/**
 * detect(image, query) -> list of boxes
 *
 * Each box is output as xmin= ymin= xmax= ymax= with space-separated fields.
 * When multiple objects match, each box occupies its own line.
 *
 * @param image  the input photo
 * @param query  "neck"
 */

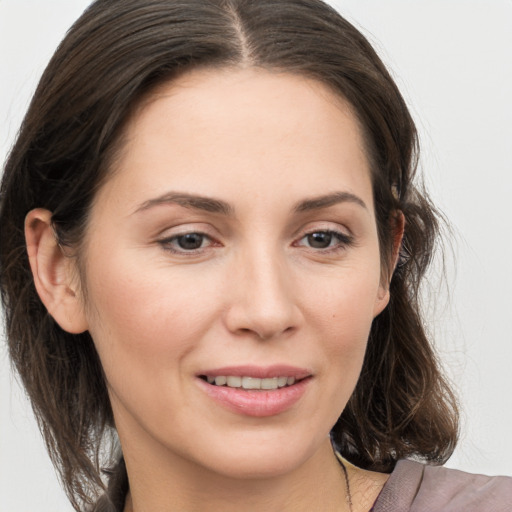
xmin=122 ymin=438 xmax=352 ymax=512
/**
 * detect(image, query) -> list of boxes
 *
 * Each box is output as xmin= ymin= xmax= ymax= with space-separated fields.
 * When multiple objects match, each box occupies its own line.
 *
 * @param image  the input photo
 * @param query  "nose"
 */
xmin=224 ymin=247 xmax=302 ymax=340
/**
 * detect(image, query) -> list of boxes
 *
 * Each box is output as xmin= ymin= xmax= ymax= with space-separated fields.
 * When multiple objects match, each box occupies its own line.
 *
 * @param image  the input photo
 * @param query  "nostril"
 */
xmin=223 ymin=282 xmax=302 ymax=340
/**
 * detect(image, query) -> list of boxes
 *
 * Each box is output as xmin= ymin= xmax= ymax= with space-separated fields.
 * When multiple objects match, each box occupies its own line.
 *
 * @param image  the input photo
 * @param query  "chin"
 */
xmin=183 ymin=426 xmax=328 ymax=481
xmin=204 ymin=451 xmax=306 ymax=480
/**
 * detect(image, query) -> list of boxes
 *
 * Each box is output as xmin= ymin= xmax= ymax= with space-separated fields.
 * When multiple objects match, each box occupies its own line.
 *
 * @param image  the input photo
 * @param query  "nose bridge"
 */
xmin=226 ymin=238 xmax=300 ymax=339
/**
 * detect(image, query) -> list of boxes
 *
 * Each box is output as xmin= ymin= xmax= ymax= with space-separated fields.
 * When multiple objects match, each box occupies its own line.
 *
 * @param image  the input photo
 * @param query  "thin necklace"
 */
xmin=336 ymin=453 xmax=354 ymax=512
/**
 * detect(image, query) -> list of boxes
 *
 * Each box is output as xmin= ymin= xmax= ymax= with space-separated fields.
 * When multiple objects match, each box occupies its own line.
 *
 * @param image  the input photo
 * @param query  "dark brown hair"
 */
xmin=0 ymin=0 xmax=458 ymax=509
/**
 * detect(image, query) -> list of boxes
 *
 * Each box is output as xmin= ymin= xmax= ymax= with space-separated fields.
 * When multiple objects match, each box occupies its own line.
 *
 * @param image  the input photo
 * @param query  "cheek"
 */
xmin=306 ymin=260 xmax=382 ymax=332
xmin=82 ymin=247 xmax=224 ymax=377
xmin=294 ymin=270 xmax=378 ymax=433
xmin=300 ymin=259 xmax=381 ymax=377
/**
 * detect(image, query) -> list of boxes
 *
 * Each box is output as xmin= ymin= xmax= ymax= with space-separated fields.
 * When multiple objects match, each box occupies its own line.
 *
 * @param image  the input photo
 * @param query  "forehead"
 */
xmin=96 ymin=67 xmax=373 ymax=215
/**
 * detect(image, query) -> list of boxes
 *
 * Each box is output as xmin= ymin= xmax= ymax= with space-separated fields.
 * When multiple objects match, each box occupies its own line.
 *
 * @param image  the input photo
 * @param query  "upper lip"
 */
xmin=198 ymin=365 xmax=312 ymax=380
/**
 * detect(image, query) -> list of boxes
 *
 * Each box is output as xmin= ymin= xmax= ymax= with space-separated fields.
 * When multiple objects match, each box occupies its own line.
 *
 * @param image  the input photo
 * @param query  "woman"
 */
xmin=0 ymin=0 xmax=510 ymax=511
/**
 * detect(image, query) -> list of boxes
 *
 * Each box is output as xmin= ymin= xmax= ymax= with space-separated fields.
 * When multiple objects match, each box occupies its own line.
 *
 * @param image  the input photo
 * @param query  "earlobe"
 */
xmin=373 ymin=286 xmax=390 ymax=317
xmin=25 ymin=209 xmax=88 ymax=334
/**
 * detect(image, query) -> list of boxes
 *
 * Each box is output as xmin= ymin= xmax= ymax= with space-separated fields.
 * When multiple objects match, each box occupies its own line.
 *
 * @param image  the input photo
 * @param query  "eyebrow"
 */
xmin=133 ymin=190 xmax=367 ymax=216
xmin=294 ymin=191 xmax=367 ymax=212
xmin=134 ymin=192 xmax=234 ymax=216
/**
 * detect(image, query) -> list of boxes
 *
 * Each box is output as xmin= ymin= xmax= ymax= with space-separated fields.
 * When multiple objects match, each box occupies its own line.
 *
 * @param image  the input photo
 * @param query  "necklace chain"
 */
xmin=336 ymin=453 xmax=354 ymax=512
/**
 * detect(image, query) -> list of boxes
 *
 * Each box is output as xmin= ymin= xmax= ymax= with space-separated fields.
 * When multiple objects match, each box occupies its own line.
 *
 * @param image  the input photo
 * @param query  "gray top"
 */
xmin=372 ymin=459 xmax=512 ymax=512
xmin=92 ymin=457 xmax=512 ymax=511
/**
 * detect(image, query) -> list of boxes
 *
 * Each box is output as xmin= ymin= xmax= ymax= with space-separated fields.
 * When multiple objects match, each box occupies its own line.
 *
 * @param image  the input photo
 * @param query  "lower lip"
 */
xmin=197 ymin=377 xmax=311 ymax=417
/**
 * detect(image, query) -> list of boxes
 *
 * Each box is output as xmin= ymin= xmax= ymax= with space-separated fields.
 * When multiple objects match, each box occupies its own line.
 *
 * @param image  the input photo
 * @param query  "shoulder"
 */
xmin=372 ymin=459 xmax=512 ymax=512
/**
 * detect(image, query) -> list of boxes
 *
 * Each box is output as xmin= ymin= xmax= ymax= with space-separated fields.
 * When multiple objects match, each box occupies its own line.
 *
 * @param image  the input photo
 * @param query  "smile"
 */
xmin=197 ymin=365 xmax=312 ymax=416
xmin=203 ymin=375 xmax=297 ymax=389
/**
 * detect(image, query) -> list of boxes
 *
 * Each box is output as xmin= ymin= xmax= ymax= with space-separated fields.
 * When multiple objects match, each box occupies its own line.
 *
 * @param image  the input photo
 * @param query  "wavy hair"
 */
xmin=0 ymin=0 xmax=458 ymax=509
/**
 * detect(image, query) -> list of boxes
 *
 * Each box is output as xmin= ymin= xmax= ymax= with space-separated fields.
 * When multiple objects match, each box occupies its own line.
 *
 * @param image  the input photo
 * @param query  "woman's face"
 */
xmin=80 ymin=68 xmax=389 ymax=479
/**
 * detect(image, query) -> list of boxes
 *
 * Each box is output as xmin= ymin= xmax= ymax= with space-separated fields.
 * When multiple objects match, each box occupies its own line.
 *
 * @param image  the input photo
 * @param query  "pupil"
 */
xmin=177 ymin=233 xmax=203 ymax=250
xmin=308 ymin=232 xmax=332 ymax=248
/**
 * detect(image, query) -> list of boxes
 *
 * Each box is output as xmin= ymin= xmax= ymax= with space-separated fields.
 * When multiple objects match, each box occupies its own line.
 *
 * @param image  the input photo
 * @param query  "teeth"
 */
xmin=261 ymin=377 xmax=278 ymax=390
xmin=278 ymin=376 xmax=287 ymax=387
xmin=227 ymin=376 xmax=242 ymax=388
xmin=205 ymin=375 xmax=299 ymax=389
xmin=242 ymin=376 xmax=261 ymax=389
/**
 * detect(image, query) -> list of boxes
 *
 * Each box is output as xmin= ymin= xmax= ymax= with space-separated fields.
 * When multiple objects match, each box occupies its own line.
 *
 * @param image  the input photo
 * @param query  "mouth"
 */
xmin=199 ymin=375 xmax=300 ymax=390
xmin=197 ymin=365 xmax=312 ymax=417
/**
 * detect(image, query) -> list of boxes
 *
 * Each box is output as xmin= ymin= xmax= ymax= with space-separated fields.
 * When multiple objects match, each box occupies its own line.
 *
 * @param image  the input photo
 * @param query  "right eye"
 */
xmin=158 ymin=232 xmax=213 ymax=253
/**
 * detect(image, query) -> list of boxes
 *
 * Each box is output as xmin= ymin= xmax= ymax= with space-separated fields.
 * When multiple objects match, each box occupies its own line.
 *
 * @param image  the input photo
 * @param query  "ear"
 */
xmin=373 ymin=210 xmax=405 ymax=317
xmin=390 ymin=210 xmax=405 ymax=273
xmin=25 ymin=209 xmax=88 ymax=334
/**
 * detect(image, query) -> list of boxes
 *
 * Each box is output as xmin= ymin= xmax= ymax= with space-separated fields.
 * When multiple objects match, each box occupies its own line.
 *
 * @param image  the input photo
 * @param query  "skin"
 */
xmin=26 ymin=68 xmax=398 ymax=511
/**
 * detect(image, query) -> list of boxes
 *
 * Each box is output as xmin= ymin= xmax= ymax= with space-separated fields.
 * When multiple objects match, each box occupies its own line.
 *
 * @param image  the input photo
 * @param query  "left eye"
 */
xmin=160 ymin=232 xmax=211 ymax=252
xmin=297 ymin=230 xmax=351 ymax=250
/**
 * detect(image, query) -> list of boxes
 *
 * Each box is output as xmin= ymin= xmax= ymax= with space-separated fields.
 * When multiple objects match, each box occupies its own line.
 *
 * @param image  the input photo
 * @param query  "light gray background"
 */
xmin=1 ymin=1 xmax=511 ymax=510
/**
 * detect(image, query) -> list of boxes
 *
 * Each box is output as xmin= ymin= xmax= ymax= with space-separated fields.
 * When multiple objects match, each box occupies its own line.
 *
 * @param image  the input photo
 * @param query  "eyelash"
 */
xmin=158 ymin=232 xmax=215 ymax=254
xmin=158 ymin=229 xmax=353 ymax=255
xmin=294 ymin=229 xmax=354 ymax=253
